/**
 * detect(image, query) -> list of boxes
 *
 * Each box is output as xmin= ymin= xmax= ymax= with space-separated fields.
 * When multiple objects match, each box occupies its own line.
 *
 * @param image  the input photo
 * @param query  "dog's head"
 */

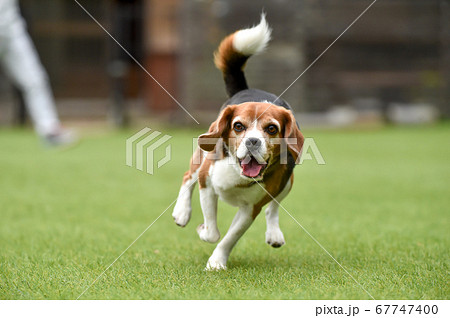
xmin=198 ymin=102 xmax=304 ymax=180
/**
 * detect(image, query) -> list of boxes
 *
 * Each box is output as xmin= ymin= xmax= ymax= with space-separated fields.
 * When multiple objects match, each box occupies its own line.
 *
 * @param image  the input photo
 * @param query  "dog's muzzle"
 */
xmin=239 ymin=137 xmax=267 ymax=178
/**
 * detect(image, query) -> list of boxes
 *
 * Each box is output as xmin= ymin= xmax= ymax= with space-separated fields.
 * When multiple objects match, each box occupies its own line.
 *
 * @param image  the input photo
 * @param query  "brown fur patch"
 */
xmin=214 ymin=33 xmax=237 ymax=71
xmin=198 ymin=158 xmax=212 ymax=189
xmin=251 ymin=157 xmax=293 ymax=219
xmin=198 ymin=148 xmax=227 ymax=189
xmin=182 ymin=148 xmax=202 ymax=185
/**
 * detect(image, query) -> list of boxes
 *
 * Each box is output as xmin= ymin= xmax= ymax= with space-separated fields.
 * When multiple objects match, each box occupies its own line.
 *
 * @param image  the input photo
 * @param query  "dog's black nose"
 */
xmin=245 ymin=138 xmax=262 ymax=149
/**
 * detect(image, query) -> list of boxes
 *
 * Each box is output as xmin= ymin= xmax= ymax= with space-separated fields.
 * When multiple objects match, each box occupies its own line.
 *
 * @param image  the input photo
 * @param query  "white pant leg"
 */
xmin=0 ymin=8 xmax=60 ymax=136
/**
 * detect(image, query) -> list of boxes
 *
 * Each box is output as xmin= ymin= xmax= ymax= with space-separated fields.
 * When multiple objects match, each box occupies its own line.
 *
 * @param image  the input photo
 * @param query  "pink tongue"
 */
xmin=241 ymin=157 xmax=264 ymax=178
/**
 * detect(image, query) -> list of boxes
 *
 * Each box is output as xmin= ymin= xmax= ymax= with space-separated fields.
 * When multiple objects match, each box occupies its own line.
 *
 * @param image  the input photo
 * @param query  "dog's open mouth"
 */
xmin=239 ymin=155 xmax=267 ymax=178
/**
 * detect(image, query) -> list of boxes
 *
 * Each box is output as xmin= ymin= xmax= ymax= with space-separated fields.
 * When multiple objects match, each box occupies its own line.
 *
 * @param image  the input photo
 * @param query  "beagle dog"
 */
xmin=172 ymin=14 xmax=304 ymax=270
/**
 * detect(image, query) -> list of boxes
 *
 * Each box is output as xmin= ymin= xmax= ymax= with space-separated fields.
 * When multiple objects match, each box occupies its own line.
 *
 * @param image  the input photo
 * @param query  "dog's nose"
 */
xmin=245 ymin=138 xmax=262 ymax=150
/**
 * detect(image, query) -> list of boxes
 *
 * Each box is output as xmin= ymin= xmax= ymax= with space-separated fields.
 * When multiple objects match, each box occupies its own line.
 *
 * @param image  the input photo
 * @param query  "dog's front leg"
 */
xmin=265 ymin=200 xmax=285 ymax=248
xmin=197 ymin=186 xmax=220 ymax=243
xmin=205 ymin=205 xmax=254 ymax=270
xmin=265 ymin=178 xmax=291 ymax=247
xmin=172 ymin=171 xmax=198 ymax=227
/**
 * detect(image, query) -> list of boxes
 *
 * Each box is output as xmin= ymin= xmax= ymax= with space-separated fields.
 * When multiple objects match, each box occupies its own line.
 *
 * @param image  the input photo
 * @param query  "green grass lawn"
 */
xmin=0 ymin=123 xmax=448 ymax=299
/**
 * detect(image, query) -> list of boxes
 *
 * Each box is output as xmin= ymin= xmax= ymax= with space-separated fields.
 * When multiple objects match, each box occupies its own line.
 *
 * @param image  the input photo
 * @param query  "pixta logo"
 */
xmin=126 ymin=128 xmax=172 ymax=175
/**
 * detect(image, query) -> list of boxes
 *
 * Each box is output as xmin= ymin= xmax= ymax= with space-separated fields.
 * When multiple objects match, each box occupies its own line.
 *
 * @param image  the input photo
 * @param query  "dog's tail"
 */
xmin=214 ymin=13 xmax=272 ymax=97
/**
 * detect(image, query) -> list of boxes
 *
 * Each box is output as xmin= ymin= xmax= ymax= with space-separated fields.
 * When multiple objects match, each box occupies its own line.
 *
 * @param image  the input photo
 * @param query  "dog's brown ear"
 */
xmin=198 ymin=106 xmax=235 ymax=152
xmin=282 ymin=110 xmax=304 ymax=163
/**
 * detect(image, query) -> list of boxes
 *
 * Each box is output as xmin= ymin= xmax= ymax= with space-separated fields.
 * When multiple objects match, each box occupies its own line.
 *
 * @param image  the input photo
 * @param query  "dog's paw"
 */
xmin=197 ymin=224 xmax=220 ymax=243
xmin=205 ymin=257 xmax=227 ymax=271
xmin=172 ymin=204 xmax=191 ymax=227
xmin=172 ymin=212 xmax=190 ymax=227
xmin=265 ymin=229 xmax=285 ymax=248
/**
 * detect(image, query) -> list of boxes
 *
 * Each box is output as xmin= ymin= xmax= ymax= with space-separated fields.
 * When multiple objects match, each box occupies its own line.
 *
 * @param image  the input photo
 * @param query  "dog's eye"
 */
xmin=233 ymin=122 xmax=246 ymax=132
xmin=266 ymin=124 xmax=278 ymax=135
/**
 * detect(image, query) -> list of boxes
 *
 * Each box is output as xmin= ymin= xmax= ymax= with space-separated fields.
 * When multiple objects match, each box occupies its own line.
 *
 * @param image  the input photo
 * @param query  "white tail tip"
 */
xmin=233 ymin=13 xmax=272 ymax=56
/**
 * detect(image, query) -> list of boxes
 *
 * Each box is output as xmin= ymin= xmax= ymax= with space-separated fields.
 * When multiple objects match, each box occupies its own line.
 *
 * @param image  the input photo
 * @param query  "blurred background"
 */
xmin=0 ymin=0 xmax=448 ymax=129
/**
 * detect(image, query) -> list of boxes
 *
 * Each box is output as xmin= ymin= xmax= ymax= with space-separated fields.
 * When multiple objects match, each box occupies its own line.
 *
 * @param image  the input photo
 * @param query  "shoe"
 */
xmin=43 ymin=128 xmax=78 ymax=148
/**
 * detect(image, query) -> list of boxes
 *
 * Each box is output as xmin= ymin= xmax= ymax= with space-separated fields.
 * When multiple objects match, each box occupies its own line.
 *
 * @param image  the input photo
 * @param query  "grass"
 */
xmin=0 ymin=123 xmax=448 ymax=299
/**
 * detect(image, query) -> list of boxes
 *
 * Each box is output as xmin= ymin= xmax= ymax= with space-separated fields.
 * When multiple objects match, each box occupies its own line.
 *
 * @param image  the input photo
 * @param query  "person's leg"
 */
xmin=1 ymin=16 xmax=60 ymax=137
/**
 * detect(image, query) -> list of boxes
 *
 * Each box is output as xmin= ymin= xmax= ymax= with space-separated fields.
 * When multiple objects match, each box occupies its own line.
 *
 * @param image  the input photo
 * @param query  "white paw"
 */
xmin=172 ymin=203 xmax=191 ymax=227
xmin=196 ymin=224 xmax=220 ymax=243
xmin=205 ymin=257 xmax=227 ymax=271
xmin=265 ymin=229 xmax=285 ymax=248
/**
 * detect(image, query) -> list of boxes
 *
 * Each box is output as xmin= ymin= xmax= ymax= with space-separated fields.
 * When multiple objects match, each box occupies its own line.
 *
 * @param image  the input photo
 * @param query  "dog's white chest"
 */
xmin=210 ymin=158 xmax=266 ymax=207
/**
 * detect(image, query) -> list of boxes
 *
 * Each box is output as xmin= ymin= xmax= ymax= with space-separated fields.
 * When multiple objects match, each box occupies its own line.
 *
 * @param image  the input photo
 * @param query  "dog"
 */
xmin=172 ymin=14 xmax=304 ymax=270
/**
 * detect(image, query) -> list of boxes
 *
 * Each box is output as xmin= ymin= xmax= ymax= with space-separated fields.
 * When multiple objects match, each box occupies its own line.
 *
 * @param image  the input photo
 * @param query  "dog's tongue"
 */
xmin=241 ymin=157 xmax=265 ymax=178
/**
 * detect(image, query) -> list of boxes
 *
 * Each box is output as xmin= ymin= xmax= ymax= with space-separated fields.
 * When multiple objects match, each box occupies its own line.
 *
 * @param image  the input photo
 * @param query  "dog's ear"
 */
xmin=281 ymin=110 xmax=304 ymax=163
xmin=198 ymin=106 xmax=235 ymax=152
